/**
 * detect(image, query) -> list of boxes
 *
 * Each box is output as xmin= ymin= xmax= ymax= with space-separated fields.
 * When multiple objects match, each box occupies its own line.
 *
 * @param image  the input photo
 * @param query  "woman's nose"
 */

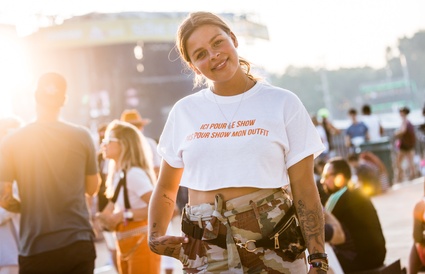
xmin=210 ymin=50 xmax=220 ymax=59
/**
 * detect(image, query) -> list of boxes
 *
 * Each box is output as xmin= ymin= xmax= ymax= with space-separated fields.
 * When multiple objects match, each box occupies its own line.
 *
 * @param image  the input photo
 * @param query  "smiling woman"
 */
xmin=0 ymin=33 xmax=33 ymax=118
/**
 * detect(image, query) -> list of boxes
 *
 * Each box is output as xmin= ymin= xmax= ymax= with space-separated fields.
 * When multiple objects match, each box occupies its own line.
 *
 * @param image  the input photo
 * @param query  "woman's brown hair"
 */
xmin=176 ymin=11 xmax=256 ymax=87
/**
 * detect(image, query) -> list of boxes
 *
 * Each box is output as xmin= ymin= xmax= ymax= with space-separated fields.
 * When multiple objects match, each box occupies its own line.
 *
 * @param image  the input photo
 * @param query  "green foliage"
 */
xmin=268 ymin=30 xmax=425 ymax=120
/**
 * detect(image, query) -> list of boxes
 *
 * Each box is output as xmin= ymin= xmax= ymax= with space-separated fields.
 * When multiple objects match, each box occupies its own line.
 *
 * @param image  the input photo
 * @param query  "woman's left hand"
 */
xmin=148 ymin=234 xmax=188 ymax=259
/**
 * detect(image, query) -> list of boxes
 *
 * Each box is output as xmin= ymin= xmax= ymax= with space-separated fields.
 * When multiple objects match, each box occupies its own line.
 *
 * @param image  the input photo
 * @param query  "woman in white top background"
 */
xmin=97 ymin=120 xmax=161 ymax=274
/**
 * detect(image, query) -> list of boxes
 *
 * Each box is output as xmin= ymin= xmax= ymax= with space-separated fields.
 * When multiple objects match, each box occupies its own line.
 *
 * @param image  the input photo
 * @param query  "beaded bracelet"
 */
xmin=308 ymin=253 xmax=328 ymax=264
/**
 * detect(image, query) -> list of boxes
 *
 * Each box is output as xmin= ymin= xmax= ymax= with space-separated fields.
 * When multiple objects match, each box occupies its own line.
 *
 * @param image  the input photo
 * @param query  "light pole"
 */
xmin=399 ymin=53 xmax=414 ymax=105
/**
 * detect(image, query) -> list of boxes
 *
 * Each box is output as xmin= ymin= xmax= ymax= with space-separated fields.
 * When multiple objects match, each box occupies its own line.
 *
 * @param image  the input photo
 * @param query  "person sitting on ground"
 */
xmin=321 ymin=157 xmax=386 ymax=273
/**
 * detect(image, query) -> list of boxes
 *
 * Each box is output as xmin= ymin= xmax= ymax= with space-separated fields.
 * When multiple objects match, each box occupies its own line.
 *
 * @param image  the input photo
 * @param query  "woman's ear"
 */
xmin=230 ymin=32 xmax=238 ymax=48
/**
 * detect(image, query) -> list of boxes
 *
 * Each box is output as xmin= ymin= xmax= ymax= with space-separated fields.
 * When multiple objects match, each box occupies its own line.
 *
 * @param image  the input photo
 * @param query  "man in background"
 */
xmin=321 ymin=157 xmax=386 ymax=272
xmin=0 ymin=72 xmax=100 ymax=274
xmin=345 ymin=108 xmax=369 ymax=153
xmin=361 ymin=104 xmax=384 ymax=142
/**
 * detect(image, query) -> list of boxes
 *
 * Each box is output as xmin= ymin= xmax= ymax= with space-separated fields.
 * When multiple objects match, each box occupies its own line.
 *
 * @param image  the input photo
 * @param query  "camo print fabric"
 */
xmin=179 ymin=188 xmax=308 ymax=273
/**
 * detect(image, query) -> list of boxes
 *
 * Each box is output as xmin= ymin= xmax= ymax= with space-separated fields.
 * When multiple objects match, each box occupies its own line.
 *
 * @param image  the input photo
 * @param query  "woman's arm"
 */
xmin=394 ymin=120 xmax=407 ymax=139
xmin=148 ymin=160 xmax=187 ymax=258
xmin=0 ymin=181 xmax=20 ymax=213
xmin=288 ymin=155 xmax=326 ymax=256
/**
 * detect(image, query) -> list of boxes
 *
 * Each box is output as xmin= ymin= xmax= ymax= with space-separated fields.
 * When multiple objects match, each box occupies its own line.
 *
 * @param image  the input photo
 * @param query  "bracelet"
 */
xmin=308 ymin=253 xmax=328 ymax=264
xmin=310 ymin=261 xmax=329 ymax=272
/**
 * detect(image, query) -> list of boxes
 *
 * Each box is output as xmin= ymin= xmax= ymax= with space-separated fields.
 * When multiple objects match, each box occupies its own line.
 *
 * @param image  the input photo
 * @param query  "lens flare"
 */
xmin=334 ymin=174 xmax=345 ymax=188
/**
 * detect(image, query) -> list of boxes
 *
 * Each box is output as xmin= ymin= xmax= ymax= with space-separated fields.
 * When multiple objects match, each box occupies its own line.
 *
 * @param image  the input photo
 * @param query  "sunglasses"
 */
xmin=102 ymin=137 xmax=119 ymax=145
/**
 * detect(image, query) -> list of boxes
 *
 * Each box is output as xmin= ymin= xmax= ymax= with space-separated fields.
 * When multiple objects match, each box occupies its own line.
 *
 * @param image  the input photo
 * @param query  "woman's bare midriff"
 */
xmin=188 ymin=187 xmax=267 ymax=205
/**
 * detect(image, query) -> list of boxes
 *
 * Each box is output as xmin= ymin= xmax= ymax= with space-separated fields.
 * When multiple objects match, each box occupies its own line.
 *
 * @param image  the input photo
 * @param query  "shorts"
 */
xmin=180 ymin=188 xmax=307 ymax=273
xmin=19 ymin=240 xmax=96 ymax=274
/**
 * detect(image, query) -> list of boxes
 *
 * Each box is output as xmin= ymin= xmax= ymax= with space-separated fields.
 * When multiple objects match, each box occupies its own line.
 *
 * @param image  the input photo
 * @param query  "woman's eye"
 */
xmin=213 ymin=40 xmax=223 ymax=47
xmin=196 ymin=51 xmax=206 ymax=60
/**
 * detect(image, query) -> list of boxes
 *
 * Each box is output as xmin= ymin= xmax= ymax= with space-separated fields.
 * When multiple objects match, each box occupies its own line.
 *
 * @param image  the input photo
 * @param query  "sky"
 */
xmin=0 ymin=0 xmax=425 ymax=119
xmin=1 ymin=0 xmax=425 ymax=73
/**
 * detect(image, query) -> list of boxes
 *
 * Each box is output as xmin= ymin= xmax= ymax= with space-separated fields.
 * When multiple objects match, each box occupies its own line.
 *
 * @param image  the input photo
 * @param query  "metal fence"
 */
xmin=329 ymin=126 xmax=425 ymax=185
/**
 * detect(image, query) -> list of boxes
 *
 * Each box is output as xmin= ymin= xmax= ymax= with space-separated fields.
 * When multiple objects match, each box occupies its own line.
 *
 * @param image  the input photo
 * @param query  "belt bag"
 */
xmin=255 ymin=204 xmax=306 ymax=260
xmin=182 ymin=204 xmax=306 ymax=261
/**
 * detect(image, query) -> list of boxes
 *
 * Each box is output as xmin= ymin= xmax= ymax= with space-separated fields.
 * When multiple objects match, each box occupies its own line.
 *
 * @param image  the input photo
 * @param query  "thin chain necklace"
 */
xmin=212 ymin=77 xmax=250 ymax=129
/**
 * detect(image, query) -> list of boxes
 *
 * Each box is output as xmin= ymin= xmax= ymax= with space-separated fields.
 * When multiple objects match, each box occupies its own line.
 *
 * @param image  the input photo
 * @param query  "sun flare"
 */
xmin=0 ymin=34 xmax=33 ymax=118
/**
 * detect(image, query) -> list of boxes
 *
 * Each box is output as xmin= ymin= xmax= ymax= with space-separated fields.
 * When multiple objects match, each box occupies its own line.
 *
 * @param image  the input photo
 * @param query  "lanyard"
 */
xmin=111 ymin=170 xmax=131 ymax=210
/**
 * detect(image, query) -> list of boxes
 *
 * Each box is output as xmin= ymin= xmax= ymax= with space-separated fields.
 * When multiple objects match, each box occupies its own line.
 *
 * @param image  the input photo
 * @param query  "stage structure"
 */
xmin=24 ymin=12 xmax=269 ymax=138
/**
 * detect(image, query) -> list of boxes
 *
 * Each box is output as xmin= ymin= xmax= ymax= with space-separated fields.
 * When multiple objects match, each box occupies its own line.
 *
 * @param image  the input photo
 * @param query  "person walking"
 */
xmin=120 ymin=109 xmax=161 ymax=176
xmin=148 ymin=11 xmax=327 ymax=273
xmin=120 ymin=109 xmax=179 ymax=273
xmin=0 ymin=116 xmax=23 ymax=274
xmin=318 ymin=108 xmax=341 ymax=158
xmin=394 ymin=106 xmax=417 ymax=182
xmin=312 ymin=115 xmax=330 ymax=161
xmin=321 ymin=157 xmax=386 ymax=273
xmin=0 ymin=72 xmax=100 ymax=274
xmin=93 ymin=122 xmax=118 ymax=271
xmin=96 ymin=120 xmax=161 ymax=274
xmin=361 ymin=104 xmax=384 ymax=142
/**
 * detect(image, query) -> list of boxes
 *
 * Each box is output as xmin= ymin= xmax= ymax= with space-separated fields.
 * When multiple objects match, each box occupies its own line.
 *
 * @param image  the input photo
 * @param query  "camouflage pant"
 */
xmin=179 ymin=188 xmax=308 ymax=273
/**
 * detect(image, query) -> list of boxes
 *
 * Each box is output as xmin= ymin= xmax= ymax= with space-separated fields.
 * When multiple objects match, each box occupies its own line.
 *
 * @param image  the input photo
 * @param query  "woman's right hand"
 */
xmin=148 ymin=234 xmax=188 ymax=259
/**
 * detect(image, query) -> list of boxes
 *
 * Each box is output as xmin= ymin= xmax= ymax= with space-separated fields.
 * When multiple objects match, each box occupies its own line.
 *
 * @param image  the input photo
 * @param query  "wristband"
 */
xmin=308 ymin=252 xmax=328 ymax=264
xmin=310 ymin=261 xmax=329 ymax=272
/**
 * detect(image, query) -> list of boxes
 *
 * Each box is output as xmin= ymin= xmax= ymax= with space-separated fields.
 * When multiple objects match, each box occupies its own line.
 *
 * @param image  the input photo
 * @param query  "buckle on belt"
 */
xmin=234 ymin=239 xmax=258 ymax=253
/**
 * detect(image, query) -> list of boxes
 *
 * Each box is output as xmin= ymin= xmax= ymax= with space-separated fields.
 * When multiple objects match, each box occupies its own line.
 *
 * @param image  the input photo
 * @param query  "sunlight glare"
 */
xmin=0 ymin=35 xmax=33 ymax=118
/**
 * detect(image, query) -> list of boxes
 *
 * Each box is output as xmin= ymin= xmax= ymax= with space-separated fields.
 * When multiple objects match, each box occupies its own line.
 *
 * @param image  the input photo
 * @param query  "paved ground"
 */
xmin=94 ymin=177 xmax=424 ymax=273
xmin=372 ymin=177 xmax=424 ymax=270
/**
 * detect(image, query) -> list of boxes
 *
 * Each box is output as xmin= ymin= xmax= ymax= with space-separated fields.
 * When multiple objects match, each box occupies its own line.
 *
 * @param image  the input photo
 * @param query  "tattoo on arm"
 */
xmin=149 ymin=232 xmax=160 ymax=254
xmin=164 ymin=246 xmax=176 ymax=256
xmin=296 ymin=199 xmax=324 ymax=253
xmin=162 ymin=193 xmax=175 ymax=206
xmin=0 ymin=182 xmax=21 ymax=213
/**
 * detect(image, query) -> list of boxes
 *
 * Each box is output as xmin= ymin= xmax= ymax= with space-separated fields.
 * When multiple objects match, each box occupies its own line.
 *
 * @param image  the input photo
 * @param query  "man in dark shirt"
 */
xmin=321 ymin=157 xmax=386 ymax=273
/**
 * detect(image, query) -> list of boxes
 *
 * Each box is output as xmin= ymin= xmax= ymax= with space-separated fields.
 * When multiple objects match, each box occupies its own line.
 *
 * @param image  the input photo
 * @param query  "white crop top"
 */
xmin=158 ymin=82 xmax=324 ymax=191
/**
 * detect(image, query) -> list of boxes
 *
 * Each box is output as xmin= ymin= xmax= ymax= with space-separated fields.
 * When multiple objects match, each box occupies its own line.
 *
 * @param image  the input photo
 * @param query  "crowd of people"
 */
xmin=313 ymin=102 xmax=423 ymax=195
xmin=0 ymin=11 xmax=425 ymax=274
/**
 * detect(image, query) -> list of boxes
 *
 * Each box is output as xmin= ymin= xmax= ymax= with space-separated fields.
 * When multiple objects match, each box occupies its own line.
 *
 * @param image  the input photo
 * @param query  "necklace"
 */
xmin=212 ymin=77 xmax=250 ymax=129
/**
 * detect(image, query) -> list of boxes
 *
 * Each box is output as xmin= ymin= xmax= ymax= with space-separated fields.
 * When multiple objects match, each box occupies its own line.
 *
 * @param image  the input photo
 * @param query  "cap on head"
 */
xmin=120 ymin=109 xmax=151 ymax=127
xmin=35 ymin=72 xmax=67 ymax=108
xmin=317 ymin=108 xmax=330 ymax=118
